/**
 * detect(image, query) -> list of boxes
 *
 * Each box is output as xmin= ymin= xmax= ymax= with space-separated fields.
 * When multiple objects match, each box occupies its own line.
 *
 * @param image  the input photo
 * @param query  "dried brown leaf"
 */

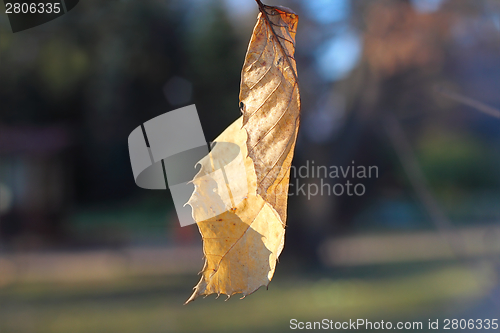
xmin=239 ymin=0 xmax=300 ymax=222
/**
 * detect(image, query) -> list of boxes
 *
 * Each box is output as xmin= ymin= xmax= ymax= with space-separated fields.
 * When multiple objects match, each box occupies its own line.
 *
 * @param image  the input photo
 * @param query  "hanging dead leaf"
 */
xmin=240 ymin=0 xmax=300 ymax=223
xmin=185 ymin=0 xmax=299 ymax=303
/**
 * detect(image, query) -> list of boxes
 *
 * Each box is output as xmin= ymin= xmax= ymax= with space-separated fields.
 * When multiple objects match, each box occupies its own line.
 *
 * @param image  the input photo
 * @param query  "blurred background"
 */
xmin=1 ymin=0 xmax=500 ymax=331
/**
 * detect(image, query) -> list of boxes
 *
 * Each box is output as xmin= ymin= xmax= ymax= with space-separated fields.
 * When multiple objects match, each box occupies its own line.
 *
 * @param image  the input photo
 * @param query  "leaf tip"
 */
xmin=184 ymin=295 xmax=195 ymax=305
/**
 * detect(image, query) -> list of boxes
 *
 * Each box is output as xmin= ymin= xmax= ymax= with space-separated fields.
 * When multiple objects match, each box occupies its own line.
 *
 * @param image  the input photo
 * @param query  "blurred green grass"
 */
xmin=0 ymin=262 xmax=494 ymax=333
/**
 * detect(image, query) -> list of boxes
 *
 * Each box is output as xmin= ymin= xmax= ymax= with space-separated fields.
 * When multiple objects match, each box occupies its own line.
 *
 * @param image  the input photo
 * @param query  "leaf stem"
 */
xmin=255 ymin=0 xmax=265 ymax=11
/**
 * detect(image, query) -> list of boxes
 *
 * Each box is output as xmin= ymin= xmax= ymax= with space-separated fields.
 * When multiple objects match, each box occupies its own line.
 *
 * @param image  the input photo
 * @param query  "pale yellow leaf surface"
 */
xmin=185 ymin=117 xmax=285 ymax=303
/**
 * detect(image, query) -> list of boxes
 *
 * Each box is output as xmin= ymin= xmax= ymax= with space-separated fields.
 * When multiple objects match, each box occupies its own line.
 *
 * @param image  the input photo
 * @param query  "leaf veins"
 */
xmin=239 ymin=0 xmax=300 ymax=223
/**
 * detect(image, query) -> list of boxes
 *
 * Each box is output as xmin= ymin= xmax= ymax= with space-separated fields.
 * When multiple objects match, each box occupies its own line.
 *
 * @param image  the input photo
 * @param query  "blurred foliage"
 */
xmin=1 ymin=0 xmax=500 ymax=252
xmin=418 ymin=130 xmax=500 ymax=191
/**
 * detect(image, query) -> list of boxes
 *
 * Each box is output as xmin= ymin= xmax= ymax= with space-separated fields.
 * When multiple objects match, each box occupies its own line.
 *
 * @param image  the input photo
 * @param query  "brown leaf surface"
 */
xmin=239 ymin=1 xmax=300 ymax=222
xmin=185 ymin=0 xmax=300 ymax=303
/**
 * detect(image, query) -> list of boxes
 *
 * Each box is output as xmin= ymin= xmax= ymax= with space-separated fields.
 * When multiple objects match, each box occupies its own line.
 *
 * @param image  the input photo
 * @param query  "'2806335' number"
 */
xmin=5 ymin=2 xmax=61 ymax=14
xmin=443 ymin=319 xmax=498 ymax=330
